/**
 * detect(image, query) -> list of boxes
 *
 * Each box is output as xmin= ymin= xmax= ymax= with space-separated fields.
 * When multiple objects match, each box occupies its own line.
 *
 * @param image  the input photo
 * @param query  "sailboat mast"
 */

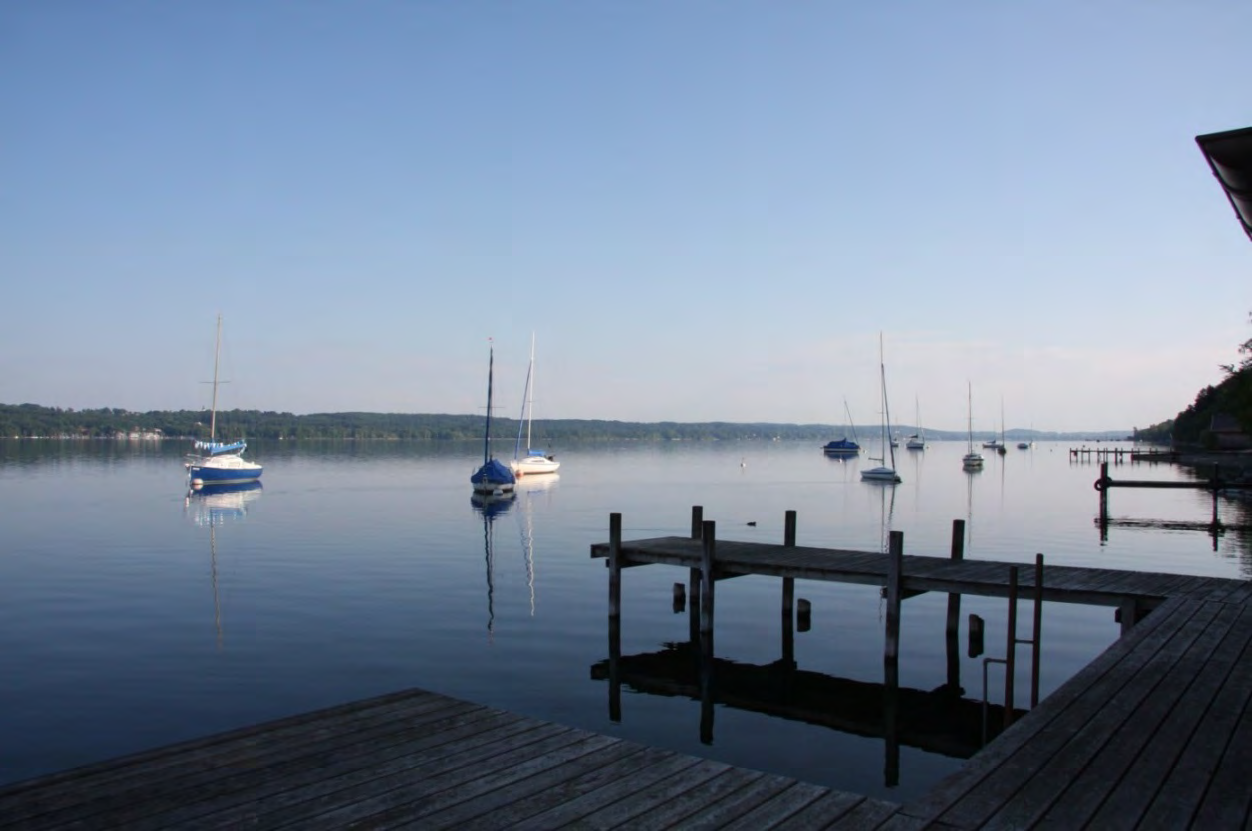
xmin=484 ymin=342 xmax=494 ymax=465
xmin=526 ymin=333 xmax=535 ymax=452
xmin=880 ymin=334 xmax=896 ymax=468
xmin=209 ymin=313 xmax=221 ymax=443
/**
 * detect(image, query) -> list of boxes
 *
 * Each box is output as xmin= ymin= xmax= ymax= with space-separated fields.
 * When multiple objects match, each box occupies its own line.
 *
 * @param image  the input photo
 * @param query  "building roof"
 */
xmin=1196 ymin=126 xmax=1252 ymax=243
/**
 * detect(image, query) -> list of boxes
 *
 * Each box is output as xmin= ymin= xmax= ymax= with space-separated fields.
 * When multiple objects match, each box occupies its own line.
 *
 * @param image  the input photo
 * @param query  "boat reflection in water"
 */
xmin=471 ymin=491 xmax=516 ymax=642
xmin=184 ymin=481 xmax=263 ymax=648
xmin=471 ymin=475 xmax=558 ymax=639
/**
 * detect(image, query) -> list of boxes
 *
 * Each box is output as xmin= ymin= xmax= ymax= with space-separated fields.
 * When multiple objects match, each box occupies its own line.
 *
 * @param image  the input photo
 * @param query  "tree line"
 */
xmin=1137 ymin=313 xmax=1252 ymax=447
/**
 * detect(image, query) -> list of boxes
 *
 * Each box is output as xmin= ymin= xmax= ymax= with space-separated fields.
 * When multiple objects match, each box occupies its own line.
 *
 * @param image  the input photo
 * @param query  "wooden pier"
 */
xmin=3 ymin=507 xmax=1251 ymax=829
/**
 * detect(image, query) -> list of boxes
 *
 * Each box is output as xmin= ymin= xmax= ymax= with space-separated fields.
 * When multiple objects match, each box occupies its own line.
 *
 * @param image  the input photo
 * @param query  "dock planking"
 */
xmin=0 ymin=686 xmax=901 ymax=830
xmin=588 ymin=535 xmax=1246 ymax=609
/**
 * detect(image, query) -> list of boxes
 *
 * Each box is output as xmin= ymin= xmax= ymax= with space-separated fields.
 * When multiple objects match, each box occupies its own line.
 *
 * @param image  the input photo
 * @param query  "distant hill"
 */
xmin=0 ymin=403 xmax=1132 ymax=443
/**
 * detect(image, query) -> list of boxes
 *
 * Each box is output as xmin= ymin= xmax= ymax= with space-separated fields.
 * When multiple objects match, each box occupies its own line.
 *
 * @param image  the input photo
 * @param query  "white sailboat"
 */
xmin=906 ymin=396 xmax=926 ymax=450
xmin=861 ymin=334 xmax=901 ymax=484
xmin=184 ymin=314 xmax=263 ymax=487
xmin=962 ymin=382 xmax=985 ymax=470
xmin=510 ymin=334 xmax=560 ymax=477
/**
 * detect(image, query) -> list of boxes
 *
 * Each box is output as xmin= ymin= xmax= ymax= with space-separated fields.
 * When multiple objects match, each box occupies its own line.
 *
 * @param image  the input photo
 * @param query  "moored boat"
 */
xmin=185 ymin=315 xmax=262 ymax=486
xmin=472 ymin=341 xmax=517 ymax=495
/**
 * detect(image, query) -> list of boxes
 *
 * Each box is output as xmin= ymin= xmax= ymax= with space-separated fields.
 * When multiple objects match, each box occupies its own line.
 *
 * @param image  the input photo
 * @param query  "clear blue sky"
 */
xmin=3 ymin=2 xmax=1249 ymax=432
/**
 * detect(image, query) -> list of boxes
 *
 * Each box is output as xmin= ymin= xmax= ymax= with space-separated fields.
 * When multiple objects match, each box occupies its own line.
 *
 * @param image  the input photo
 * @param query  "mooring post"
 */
xmin=608 ymin=512 xmax=622 ymax=621
xmin=884 ymin=658 xmax=900 ymax=788
xmin=689 ymin=506 xmax=703 ymax=642
xmin=782 ymin=510 xmax=797 ymax=665
xmin=947 ymin=519 xmax=966 ymax=691
xmin=608 ymin=512 xmax=622 ymax=722
xmin=700 ymin=520 xmax=716 ymax=637
xmin=1031 ymin=553 xmax=1043 ymax=708
xmin=1099 ymin=461 xmax=1109 ymax=527
xmin=1005 ymin=565 xmax=1019 ymax=728
xmin=885 ymin=530 xmax=903 ymax=663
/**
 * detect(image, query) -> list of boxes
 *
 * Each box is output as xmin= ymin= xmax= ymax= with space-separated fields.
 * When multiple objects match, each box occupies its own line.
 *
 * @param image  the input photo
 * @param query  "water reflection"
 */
xmin=183 ymin=482 xmax=262 ymax=649
xmin=592 ymin=619 xmax=1026 ymax=787
xmin=471 ymin=492 xmax=516 ymax=642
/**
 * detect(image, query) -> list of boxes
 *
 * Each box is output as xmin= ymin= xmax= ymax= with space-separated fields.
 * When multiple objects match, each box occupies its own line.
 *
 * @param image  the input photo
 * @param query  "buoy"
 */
xmin=747 ymin=521 xmax=757 ymax=527
xmin=191 ymin=478 xmax=204 ymax=488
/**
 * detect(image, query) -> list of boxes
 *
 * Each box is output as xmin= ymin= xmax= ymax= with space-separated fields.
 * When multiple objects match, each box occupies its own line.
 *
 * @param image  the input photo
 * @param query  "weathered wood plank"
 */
xmin=513 ymin=758 xmax=733 ymax=831
xmin=1073 ymin=602 xmax=1252 ymax=829
xmin=388 ymin=744 xmax=698 ymax=830
xmin=768 ymin=790 xmax=870 ymax=830
xmin=603 ymin=767 xmax=767 ymax=831
xmin=128 ymin=720 xmax=575 ymax=829
xmin=824 ymin=796 xmax=902 ymax=829
xmin=3 ymin=695 xmax=494 ymax=828
xmin=714 ymin=781 xmax=832 ymax=830
xmin=634 ymin=771 xmax=798 ymax=831
xmin=0 ymin=688 xmax=447 ymax=806
xmin=897 ymin=595 xmax=1193 ymax=824
xmin=938 ymin=599 xmax=1222 ymax=829
xmin=988 ymin=600 xmax=1244 ymax=828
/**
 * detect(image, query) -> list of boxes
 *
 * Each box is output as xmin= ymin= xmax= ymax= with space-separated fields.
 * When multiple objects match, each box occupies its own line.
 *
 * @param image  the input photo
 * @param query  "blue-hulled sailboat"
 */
xmin=471 ymin=341 xmax=517 ymax=496
xmin=185 ymin=315 xmax=263 ymax=487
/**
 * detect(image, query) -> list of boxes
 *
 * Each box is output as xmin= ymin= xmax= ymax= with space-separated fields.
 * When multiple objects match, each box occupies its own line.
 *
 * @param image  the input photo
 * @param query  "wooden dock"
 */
xmin=4 ymin=507 xmax=1251 ymax=829
xmin=0 ymin=686 xmax=901 ymax=830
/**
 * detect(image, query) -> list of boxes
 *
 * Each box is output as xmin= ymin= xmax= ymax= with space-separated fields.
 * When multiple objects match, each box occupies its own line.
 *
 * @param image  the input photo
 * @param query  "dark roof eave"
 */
xmin=1196 ymin=126 xmax=1252 ymax=243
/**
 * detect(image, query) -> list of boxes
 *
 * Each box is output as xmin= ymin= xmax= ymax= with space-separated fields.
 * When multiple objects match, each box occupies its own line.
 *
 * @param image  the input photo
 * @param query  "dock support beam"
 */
xmin=689 ymin=506 xmax=702 ymax=643
xmin=885 ymin=530 xmax=903 ymax=663
xmin=699 ymin=519 xmax=716 ymax=744
xmin=608 ymin=512 xmax=622 ymax=722
xmin=1005 ymin=566 xmax=1019 ymax=729
xmin=782 ymin=510 xmax=796 ymax=667
xmin=1031 ymin=553 xmax=1043 ymax=708
xmin=947 ymin=519 xmax=965 ymax=692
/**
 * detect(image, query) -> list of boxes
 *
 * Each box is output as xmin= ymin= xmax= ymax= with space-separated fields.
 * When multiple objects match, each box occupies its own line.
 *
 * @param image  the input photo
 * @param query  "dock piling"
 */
xmin=700 ymin=520 xmax=716 ymax=637
xmin=947 ymin=519 xmax=966 ymax=691
xmin=885 ymin=530 xmax=904 ymax=663
xmin=782 ymin=510 xmax=797 ymax=665
xmin=1031 ymin=553 xmax=1043 ymax=708
xmin=1005 ymin=566 xmax=1019 ymax=728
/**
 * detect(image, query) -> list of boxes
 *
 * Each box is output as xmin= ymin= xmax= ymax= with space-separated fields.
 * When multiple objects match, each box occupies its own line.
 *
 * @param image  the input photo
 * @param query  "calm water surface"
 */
xmin=2 ymin=439 xmax=1248 ymax=801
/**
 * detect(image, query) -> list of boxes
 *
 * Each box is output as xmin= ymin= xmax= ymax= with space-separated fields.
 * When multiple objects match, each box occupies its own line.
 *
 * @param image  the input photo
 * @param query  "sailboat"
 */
xmin=962 ymin=382 xmax=985 ymax=470
xmin=861 ymin=335 xmax=901 ymax=483
xmin=510 ymin=334 xmax=560 ymax=477
xmin=997 ymin=399 xmax=1008 ymax=456
xmin=185 ymin=315 xmax=263 ymax=487
xmin=471 ymin=341 xmax=517 ymax=495
xmin=823 ymin=399 xmax=862 ymax=455
xmin=906 ymin=397 xmax=926 ymax=450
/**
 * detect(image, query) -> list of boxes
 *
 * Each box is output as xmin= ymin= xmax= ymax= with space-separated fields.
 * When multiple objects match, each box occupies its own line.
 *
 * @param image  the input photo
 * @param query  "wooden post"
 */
xmin=1005 ymin=566 xmax=1019 ymax=728
xmin=797 ymin=598 xmax=811 ymax=632
xmin=672 ymin=582 xmax=686 ymax=613
xmin=700 ymin=520 xmax=716 ymax=637
xmin=608 ymin=513 xmax=622 ymax=722
xmin=1119 ymin=597 xmax=1141 ymax=636
xmin=884 ymin=658 xmax=900 ymax=788
xmin=1031 ymin=553 xmax=1043 ymax=708
xmin=947 ymin=519 xmax=965 ymax=691
xmin=782 ymin=509 xmax=796 ymax=666
xmin=885 ymin=530 xmax=903 ymax=663
xmin=608 ymin=512 xmax=622 ymax=621
xmin=690 ymin=505 xmax=704 ymax=642
xmin=969 ymin=614 xmax=985 ymax=657
xmin=691 ymin=505 xmax=704 ymax=540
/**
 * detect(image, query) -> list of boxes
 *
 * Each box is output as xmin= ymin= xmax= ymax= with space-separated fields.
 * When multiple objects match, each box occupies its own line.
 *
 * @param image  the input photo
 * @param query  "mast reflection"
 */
xmin=184 ymin=481 xmax=262 ymax=649
xmin=471 ymin=491 xmax=516 ymax=642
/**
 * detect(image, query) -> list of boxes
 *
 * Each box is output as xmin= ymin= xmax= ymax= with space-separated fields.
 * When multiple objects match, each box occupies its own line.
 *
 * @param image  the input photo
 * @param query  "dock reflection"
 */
xmin=592 ymin=593 xmax=1026 ymax=787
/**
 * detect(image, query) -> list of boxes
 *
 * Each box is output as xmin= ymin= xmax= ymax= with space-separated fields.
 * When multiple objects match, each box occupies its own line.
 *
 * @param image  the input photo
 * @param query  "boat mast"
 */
xmin=880 ymin=333 xmax=896 ymax=469
xmin=526 ymin=333 xmax=536 ymax=452
xmin=209 ymin=313 xmax=222 ymax=443
xmin=967 ymin=382 xmax=974 ymax=453
xmin=484 ymin=341 xmax=495 ymax=466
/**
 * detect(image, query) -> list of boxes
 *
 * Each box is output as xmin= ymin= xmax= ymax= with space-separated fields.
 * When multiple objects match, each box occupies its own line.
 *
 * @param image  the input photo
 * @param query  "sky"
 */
xmin=2 ymin=2 xmax=1250 ymax=433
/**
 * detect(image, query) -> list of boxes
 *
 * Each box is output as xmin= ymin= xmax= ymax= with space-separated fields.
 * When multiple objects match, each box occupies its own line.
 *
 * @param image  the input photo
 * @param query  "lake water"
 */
xmin=2 ymin=438 xmax=1248 ymax=802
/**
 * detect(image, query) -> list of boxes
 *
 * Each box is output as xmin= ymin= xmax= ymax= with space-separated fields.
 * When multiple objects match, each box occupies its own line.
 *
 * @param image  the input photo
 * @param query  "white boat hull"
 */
xmin=860 ymin=466 xmax=901 ymax=483
xmin=510 ymin=456 xmax=560 ymax=476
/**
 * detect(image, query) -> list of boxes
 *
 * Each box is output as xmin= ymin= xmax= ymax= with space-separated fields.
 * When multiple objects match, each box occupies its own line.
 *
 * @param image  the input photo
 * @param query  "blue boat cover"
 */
xmin=823 ymin=438 xmax=860 ymax=452
xmin=195 ymin=440 xmax=248 ymax=456
xmin=471 ymin=458 xmax=516 ymax=487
